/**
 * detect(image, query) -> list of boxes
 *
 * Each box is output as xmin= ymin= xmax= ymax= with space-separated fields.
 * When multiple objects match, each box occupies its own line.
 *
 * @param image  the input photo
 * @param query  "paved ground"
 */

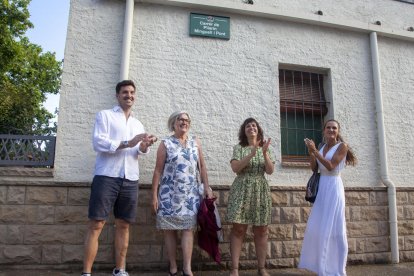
xmin=1 ymin=263 xmax=414 ymax=276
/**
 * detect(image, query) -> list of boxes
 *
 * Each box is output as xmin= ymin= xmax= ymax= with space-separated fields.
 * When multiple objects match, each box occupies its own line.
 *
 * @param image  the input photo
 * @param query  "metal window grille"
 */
xmin=279 ymin=69 xmax=328 ymax=162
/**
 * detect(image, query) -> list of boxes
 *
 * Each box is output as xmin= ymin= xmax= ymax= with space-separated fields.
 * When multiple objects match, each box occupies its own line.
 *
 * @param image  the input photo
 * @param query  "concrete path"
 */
xmin=1 ymin=263 xmax=414 ymax=276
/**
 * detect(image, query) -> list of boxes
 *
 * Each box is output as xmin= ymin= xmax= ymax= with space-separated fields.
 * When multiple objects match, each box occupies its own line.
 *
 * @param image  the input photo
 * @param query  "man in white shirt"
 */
xmin=82 ymin=80 xmax=156 ymax=276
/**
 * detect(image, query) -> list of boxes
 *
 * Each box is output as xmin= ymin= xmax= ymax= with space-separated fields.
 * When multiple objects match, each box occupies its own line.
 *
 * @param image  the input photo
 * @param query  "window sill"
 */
xmin=281 ymin=161 xmax=310 ymax=168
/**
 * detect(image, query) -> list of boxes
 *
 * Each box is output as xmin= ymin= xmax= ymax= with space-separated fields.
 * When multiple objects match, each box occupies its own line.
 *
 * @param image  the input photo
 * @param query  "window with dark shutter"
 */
xmin=279 ymin=69 xmax=329 ymax=163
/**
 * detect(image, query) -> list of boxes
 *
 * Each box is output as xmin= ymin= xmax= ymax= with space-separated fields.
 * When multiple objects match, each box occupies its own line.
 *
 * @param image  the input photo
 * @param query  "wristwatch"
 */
xmin=122 ymin=140 xmax=129 ymax=147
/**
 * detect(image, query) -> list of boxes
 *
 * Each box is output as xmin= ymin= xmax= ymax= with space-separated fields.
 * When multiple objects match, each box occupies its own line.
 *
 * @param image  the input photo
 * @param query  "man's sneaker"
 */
xmin=112 ymin=268 xmax=129 ymax=276
xmin=81 ymin=273 xmax=91 ymax=276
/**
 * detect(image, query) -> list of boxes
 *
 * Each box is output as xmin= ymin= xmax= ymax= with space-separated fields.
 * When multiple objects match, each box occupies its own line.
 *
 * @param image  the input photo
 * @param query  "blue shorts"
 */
xmin=88 ymin=175 xmax=139 ymax=223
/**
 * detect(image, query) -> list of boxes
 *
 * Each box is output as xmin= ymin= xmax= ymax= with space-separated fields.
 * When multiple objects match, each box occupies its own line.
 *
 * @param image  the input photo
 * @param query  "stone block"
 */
xmin=374 ymin=252 xmax=391 ymax=263
xmin=280 ymin=207 xmax=300 ymax=223
xmin=268 ymin=224 xmax=293 ymax=240
xmin=62 ymin=244 xmax=91 ymax=263
xmin=398 ymin=220 xmax=414 ymax=235
xmin=137 ymin=189 xmax=150 ymax=207
xmin=360 ymin=206 xmax=388 ymax=221
xmin=55 ymin=206 xmax=87 ymax=223
xmin=293 ymin=223 xmax=306 ymax=240
xmin=364 ymin=237 xmax=390 ymax=252
xmin=26 ymin=187 xmax=67 ymax=205
xmin=270 ymin=207 xmax=280 ymax=223
xmin=407 ymin=192 xmax=414 ymax=205
xmin=301 ymin=206 xmax=311 ymax=222
xmin=7 ymin=186 xmax=25 ymax=204
xmin=24 ymin=225 xmax=79 ymax=244
xmin=267 ymin=257 xmax=295 ymax=269
xmin=219 ymin=242 xmax=230 ymax=260
xmin=347 ymin=253 xmax=375 ymax=265
xmin=2 ymin=245 xmax=41 ymax=264
xmin=0 ymin=186 xmax=7 ymax=204
xmin=24 ymin=205 xmax=39 ymax=224
xmin=270 ymin=241 xmax=283 ymax=258
xmin=369 ymin=191 xmax=387 ymax=205
xmin=291 ymin=191 xmax=307 ymax=206
xmin=377 ymin=221 xmax=389 ymax=236
xmin=397 ymin=206 xmax=404 ymax=220
xmin=346 ymin=192 xmax=369 ymax=206
xmin=270 ymin=191 xmax=289 ymax=206
xmin=217 ymin=207 xmax=227 ymax=225
xmin=6 ymin=225 xmax=24 ymax=244
xmin=67 ymin=187 xmax=90 ymax=205
xmin=134 ymin=225 xmax=164 ymax=243
xmin=403 ymin=205 xmax=414 ymax=219
xmin=42 ymin=245 xmax=62 ymax=263
xmin=404 ymin=236 xmax=414 ymax=250
xmin=0 ymin=225 xmax=6 ymax=243
xmin=38 ymin=206 xmax=55 ymax=224
xmin=220 ymin=190 xmax=230 ymax=206
xmin=281 ymin=240 xmax=302 ymax=258
xmin=0 ymin=206 xmax=26 ymax=223
xmin=397 ymin=192 xmax=409 ymax=205
xmin=347 ymin=221 xmax=382 ymax=237
xmin=355 ymin=238 xmax=365 ymax=253
xmin=347 ymin=238 xmax=356 ymax=253
xmin=128 ymin=244 xmax=162 ymax=262
xmin=400 ymin=251 xmax=414 ymax=262
xmin=349 ymin=206 xmax=361 ymax=221
xmin=135 ymin=206 xmax=147 ymax=224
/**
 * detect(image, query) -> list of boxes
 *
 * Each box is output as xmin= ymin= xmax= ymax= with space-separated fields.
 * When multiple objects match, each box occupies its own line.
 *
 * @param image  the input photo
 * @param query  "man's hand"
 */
xmin=139 ymin=134 xmax=157 ymax=153
xmin=128 ymin=133 xmax=149 ymax=148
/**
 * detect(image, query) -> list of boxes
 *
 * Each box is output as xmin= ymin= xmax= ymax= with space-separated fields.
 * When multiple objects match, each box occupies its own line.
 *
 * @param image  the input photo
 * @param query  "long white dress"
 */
xmin=299 ymin=143 xmax=348 ymax=276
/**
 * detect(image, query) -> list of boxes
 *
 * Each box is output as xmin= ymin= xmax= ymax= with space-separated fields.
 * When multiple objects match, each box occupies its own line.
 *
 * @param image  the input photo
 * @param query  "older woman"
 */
xmin=226 ymin=118 xmax=274 ymax=276
xmin=299 ymin=119 xmax=357 ymax=276
xmin=151 ymin=111 xmax=213 ymax=276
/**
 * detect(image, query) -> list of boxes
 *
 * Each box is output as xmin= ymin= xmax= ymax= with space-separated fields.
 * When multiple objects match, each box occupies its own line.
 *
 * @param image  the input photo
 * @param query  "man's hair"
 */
xmin=116 ymin=80 xmax=136 ymax=94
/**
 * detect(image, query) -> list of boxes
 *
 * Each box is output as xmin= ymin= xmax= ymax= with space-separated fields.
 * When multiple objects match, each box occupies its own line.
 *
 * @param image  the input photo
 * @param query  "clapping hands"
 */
xmin=304 ymin=138 xmax=317 ymax=154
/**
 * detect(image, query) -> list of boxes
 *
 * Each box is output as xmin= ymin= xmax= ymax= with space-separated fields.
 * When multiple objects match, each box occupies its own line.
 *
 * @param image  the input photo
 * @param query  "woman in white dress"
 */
xmin=299 ymin=119 xmax=357 ymax=276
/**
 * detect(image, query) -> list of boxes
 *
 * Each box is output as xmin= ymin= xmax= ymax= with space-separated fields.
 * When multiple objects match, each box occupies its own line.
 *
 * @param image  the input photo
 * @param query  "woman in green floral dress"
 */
xmin=226 ymin=118 xmax=274 ymax=276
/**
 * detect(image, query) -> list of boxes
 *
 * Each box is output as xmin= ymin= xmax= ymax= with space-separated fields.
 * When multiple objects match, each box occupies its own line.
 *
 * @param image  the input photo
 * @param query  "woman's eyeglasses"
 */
xmin=177 ymin=118 xmax=191 ymax=123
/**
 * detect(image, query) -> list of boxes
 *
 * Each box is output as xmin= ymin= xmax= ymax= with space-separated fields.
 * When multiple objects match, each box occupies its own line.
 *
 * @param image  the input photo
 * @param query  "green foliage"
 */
xmin=0 ymin=0 xmax=62 ymax=135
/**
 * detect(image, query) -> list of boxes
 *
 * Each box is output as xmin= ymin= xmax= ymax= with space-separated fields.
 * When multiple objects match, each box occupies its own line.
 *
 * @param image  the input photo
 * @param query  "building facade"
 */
xmin=1 ymin=0 xmax=414 ymax=271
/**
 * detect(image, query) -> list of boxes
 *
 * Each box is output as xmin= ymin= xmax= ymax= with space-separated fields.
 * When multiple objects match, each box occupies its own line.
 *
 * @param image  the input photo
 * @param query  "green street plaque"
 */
xmin=189 ymin=13 xmax=230 ymax=40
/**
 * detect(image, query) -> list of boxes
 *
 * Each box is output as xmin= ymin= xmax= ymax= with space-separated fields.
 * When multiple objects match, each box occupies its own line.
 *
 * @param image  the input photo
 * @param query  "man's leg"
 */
xmin=114 ymin=218 xmax=130 ymax=270
xmin=84 ymin=175 xmax=120 ymax=273
xmin=112 ymin=178 xmax=138 ymax=272
xmin=83 ymin=220 xmax=106 ymax=273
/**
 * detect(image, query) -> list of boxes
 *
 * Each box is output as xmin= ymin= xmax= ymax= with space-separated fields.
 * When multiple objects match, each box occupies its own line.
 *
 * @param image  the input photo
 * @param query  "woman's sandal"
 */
xmin=229 ymin=267 xmax=239 ymax=276
xmin=182 ymin=271 xmax=191 ymax=276
xmin=258 ymin=267 xmax=270 ymax=276
xmin=168 ymin=270 xmax=178 ymax=276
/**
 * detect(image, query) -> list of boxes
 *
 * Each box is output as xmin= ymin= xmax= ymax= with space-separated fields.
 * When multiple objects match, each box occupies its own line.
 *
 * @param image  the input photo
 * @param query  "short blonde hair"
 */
xmin=167 ymin=111 xmax=191 ymax=132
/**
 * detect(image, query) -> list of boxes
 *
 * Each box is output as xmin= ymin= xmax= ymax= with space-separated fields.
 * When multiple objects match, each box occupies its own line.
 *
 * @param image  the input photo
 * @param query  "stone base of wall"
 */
xmin=1 ymin=180 xmax=413 ymax=271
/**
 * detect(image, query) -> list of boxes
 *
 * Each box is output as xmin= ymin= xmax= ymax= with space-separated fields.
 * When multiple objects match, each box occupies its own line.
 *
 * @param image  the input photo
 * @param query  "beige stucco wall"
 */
xmin=54 ymin=0 xmax=414 ymax=187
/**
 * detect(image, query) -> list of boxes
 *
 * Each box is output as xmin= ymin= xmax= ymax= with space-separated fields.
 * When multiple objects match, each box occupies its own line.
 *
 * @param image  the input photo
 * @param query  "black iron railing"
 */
xmin=0 ymin=135 xmax=56 ymax=167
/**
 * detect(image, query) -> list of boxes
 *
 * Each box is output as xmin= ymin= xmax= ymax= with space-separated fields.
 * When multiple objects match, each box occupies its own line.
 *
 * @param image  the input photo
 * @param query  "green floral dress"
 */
xmin=226 ymin=144 xmax=274 ymax=226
